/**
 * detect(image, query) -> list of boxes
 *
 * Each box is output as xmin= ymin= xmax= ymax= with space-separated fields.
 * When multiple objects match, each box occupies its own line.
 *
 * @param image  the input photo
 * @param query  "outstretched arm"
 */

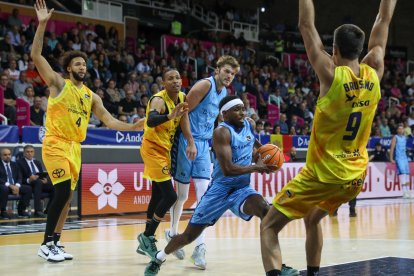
xmin=361 ymin=0 xmax=397 ymax=80
xmin=31 ymin=0 xmax=65 ymax=96
xmin=92 ymin=93 xmax=144 ymax=131
xmin=298 ymin=0 xmax=334 ymax=96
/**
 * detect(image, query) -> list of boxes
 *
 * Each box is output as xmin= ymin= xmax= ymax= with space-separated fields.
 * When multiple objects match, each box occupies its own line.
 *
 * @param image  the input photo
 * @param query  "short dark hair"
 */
xmin=162 ymin=68 xmax=180 ymax=80
xmin=219 ymin=95 xmax=240 ymax=111
xmin=62 ymin=51 xmax=87 ymax=74
xmin=333 ymin=24 xmax=365 ymax=60
xmin=23 ymin=145 xmax=34 ymax=151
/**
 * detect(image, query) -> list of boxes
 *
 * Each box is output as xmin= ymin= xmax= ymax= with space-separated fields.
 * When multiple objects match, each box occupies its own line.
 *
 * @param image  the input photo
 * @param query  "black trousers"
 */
xmin=27 ymin=179 xmax=54 ymax=212
xmin=0 ymin=184 xmax=32 ymax=211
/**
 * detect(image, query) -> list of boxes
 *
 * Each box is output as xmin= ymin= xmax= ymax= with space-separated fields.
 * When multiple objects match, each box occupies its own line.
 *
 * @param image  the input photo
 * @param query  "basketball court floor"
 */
xmin=0 ymin=198 xmax=413 ymax=275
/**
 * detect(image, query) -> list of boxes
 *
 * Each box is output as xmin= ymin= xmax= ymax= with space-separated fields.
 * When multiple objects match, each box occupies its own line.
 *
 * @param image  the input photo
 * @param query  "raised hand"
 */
xmin=34 ymin=0 xmax=54 ymax=23
xmin=169 ymin=102 xmax=189 ymax=120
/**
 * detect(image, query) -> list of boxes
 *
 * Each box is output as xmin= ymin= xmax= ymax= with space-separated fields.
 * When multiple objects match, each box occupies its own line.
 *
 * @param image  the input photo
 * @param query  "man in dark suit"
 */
xmin=88 ymin=58 xmax=105 ymax=81
xmin=0 ymin=148 xmax=32 ymax=219
xmin=17 ymin=145 xmax=54 ymax=218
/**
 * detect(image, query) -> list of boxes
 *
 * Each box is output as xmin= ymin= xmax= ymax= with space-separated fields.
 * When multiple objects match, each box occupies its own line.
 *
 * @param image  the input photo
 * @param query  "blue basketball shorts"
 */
xmin=396 ymin=158 xmax=409 ymax=175
xmin=171 ymin=134 xmax=211 ymax=184
xmin=189 ymin=183 xmax=260 ymax=226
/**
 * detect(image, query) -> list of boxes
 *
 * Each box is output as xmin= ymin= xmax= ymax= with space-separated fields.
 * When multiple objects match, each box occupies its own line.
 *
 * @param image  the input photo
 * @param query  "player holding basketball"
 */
xmin=168 ymin=55 xmax=239 ymax=267
xmin=32 ymin=0 xmax=144 ymax=262
xmin=144 ymin=96 xmax=298 ymax=276
xmin=261 ymin=0 xmax=397 ymax=275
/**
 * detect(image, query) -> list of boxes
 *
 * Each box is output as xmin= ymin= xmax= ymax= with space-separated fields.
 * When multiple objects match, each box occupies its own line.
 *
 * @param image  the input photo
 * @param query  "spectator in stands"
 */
xmin=1 ymin=73 xmax=17 ymax=124
xmin=242 ymin=98 xmax=258 ymax=119
xmin=379 ymin=118 xmax=391 ymax=137
xmin=84 ymin=33 xmax=96 ymax=53
xmin=127 ymin=72 xmax=140 ymax=94
xmin=269 ymin=88 xmax=284 ymax=106
xmin=0 ymin=148 xmax=32 ymax=219
xmin=26 ymin=60 xmax=45 ymax=95
xmin=0 ymin=35 xmax=16 ymax=65
xmin=136 ymin=58 xmax=151 ymax=74
xmin=13 ymin=71 xmax=32 ymax=98
xmin=255 ymin=120 xmax=264 ymax=135
xmin=276 ymin=113 xmax=289 ymax=134
xmin=117 ymin=114 xmax=128 ymax=123
xmin=7 ymin=25 xmax=21 ymax=49
xmin=7 ymin=8 xmax=22 ymax=29
xmin=30 ymin=96 xmax=45 ymax=126
xmin=18 ymin=53 xmax=30 ymax=71
xmin=118 ymin=88 xmax=137 ymax=122
xmin=407 ymin=112 xmax=414 ymax=127
xmin=18 ymin=145 xmax=54 ymax=218
xmin=105 ymin=79 xmax=122 ymax=104
xmin=273 ymin=33 xmax=284 ymax=61
xmin=88 ymin=59 xmax=105 ymax=81
xmin=5 ymin=58 xmax=20 ymax=81
xmin=369 ymin=142 xmax=388 ymax=162
xmin=403 ymin=121 xmax=412 ymax=137
xmin=22 ymin=86 xmax=35 ymax=106
xmin=301 ymin=125 xmax=310 ymax=136
xmin=405 ymin=71 xmax=414 ymax=88
xmin=262 ymin=122 xmax=272 ymax=135
xmin=109 ymin=53 xmax=127 ymax=84
xmin=273 ymin=124 xmax=281 ymax=134
xmin=139 ymin=94 xmax=149 ymax=109
xmin=149 ymin=83 xmax=160 ymax=98
xmin=288 ymin=146 xmax=305 ymax=162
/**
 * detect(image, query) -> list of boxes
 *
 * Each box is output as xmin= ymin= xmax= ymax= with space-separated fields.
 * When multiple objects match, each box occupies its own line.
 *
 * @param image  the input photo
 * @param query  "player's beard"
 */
xmin=72 ymin=71 xmax=85 ymax=82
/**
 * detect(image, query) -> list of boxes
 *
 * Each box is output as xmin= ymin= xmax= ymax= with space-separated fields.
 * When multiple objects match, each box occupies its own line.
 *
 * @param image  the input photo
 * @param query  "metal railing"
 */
xmin=407 ymin=60 xmax=414 ymax=74
xmin=0 ymin=114 xmax=8 ymax=125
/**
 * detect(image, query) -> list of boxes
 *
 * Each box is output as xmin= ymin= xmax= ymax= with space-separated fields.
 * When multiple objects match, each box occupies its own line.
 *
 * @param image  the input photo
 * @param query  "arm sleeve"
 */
xmin=147 ymin=110 xmax=169 ymax=128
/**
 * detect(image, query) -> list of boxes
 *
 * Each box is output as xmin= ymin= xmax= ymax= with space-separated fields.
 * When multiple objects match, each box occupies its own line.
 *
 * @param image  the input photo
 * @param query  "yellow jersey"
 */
xmin=45 ymin=79 xmax=93 ymax=143
xmin=302 ymin=64 xmax=380 ymax=183
xmin=143 ymin=89 xmax=185 ymax=151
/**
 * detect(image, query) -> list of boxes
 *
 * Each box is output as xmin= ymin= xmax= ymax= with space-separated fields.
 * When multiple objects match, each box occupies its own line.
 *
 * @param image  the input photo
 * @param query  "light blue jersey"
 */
xmin=395 ymin=135 xmax=409 ymax=175
xmin=211 ymin=119 xmax=256 ymax=188
xmin=171 ymin=76 xmax=227 ymax=184
xmin=189 ymin=119 xmax=260 ymax=226
xmin=189 ymin=76 xmax=227 ymax=140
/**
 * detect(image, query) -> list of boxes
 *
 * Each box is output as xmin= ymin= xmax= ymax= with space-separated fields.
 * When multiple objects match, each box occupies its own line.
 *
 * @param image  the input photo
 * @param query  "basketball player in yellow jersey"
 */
xmin=260 ymin=1 xmax=398 ymax=275
xmin=32 ymin=0 xmax=144 ymax=263
xmin=136 ymin=69 xmax=196 ymax=259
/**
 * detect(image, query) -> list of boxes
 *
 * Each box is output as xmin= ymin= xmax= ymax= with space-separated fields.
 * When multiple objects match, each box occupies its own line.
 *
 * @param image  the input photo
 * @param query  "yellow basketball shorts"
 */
xmin=140 ymin=140 xmax=171 ymax=182
xmin=42 ymin=136 xmax=81 ymax=190
xmin=273 ymin=170 xmax=366 ymax=219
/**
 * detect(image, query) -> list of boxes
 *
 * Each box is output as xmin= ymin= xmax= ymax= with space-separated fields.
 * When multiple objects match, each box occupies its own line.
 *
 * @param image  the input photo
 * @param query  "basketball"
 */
xmin=257 ymin=144 xmax=284 ymax=170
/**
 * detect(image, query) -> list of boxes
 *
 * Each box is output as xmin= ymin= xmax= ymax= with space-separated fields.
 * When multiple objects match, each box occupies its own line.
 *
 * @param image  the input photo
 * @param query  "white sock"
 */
xmin=402 ymin=184 xmax=409 ymax=192
xmin=194 ymin=179 xmax=209 ymax=246
xmin=156 ymin=250 xmax=167 ymax=261
xmin=170 ymin=181 xmax=189 ymax=236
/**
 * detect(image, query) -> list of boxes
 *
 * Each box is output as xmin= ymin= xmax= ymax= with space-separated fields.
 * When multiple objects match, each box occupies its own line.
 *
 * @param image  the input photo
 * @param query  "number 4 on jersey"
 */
xmin=76 ymin=117 xmax=81 ymax=127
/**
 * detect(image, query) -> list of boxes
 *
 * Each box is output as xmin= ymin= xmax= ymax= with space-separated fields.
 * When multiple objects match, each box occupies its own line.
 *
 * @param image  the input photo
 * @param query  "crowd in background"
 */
xmin=1 ymin=5 xmax=414 ymax=141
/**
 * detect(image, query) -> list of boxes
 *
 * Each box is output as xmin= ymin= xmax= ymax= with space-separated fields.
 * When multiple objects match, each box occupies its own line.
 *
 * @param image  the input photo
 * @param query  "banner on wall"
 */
xmin=79 ymin=162 xmax=410 ymax=216
xmin=80 ymin=163 xmax=197 ymax=216
xmin=0 ymin=125 xmax=19 ymax=143
xmin=22 ymin=126 xmax=145 ymax=145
